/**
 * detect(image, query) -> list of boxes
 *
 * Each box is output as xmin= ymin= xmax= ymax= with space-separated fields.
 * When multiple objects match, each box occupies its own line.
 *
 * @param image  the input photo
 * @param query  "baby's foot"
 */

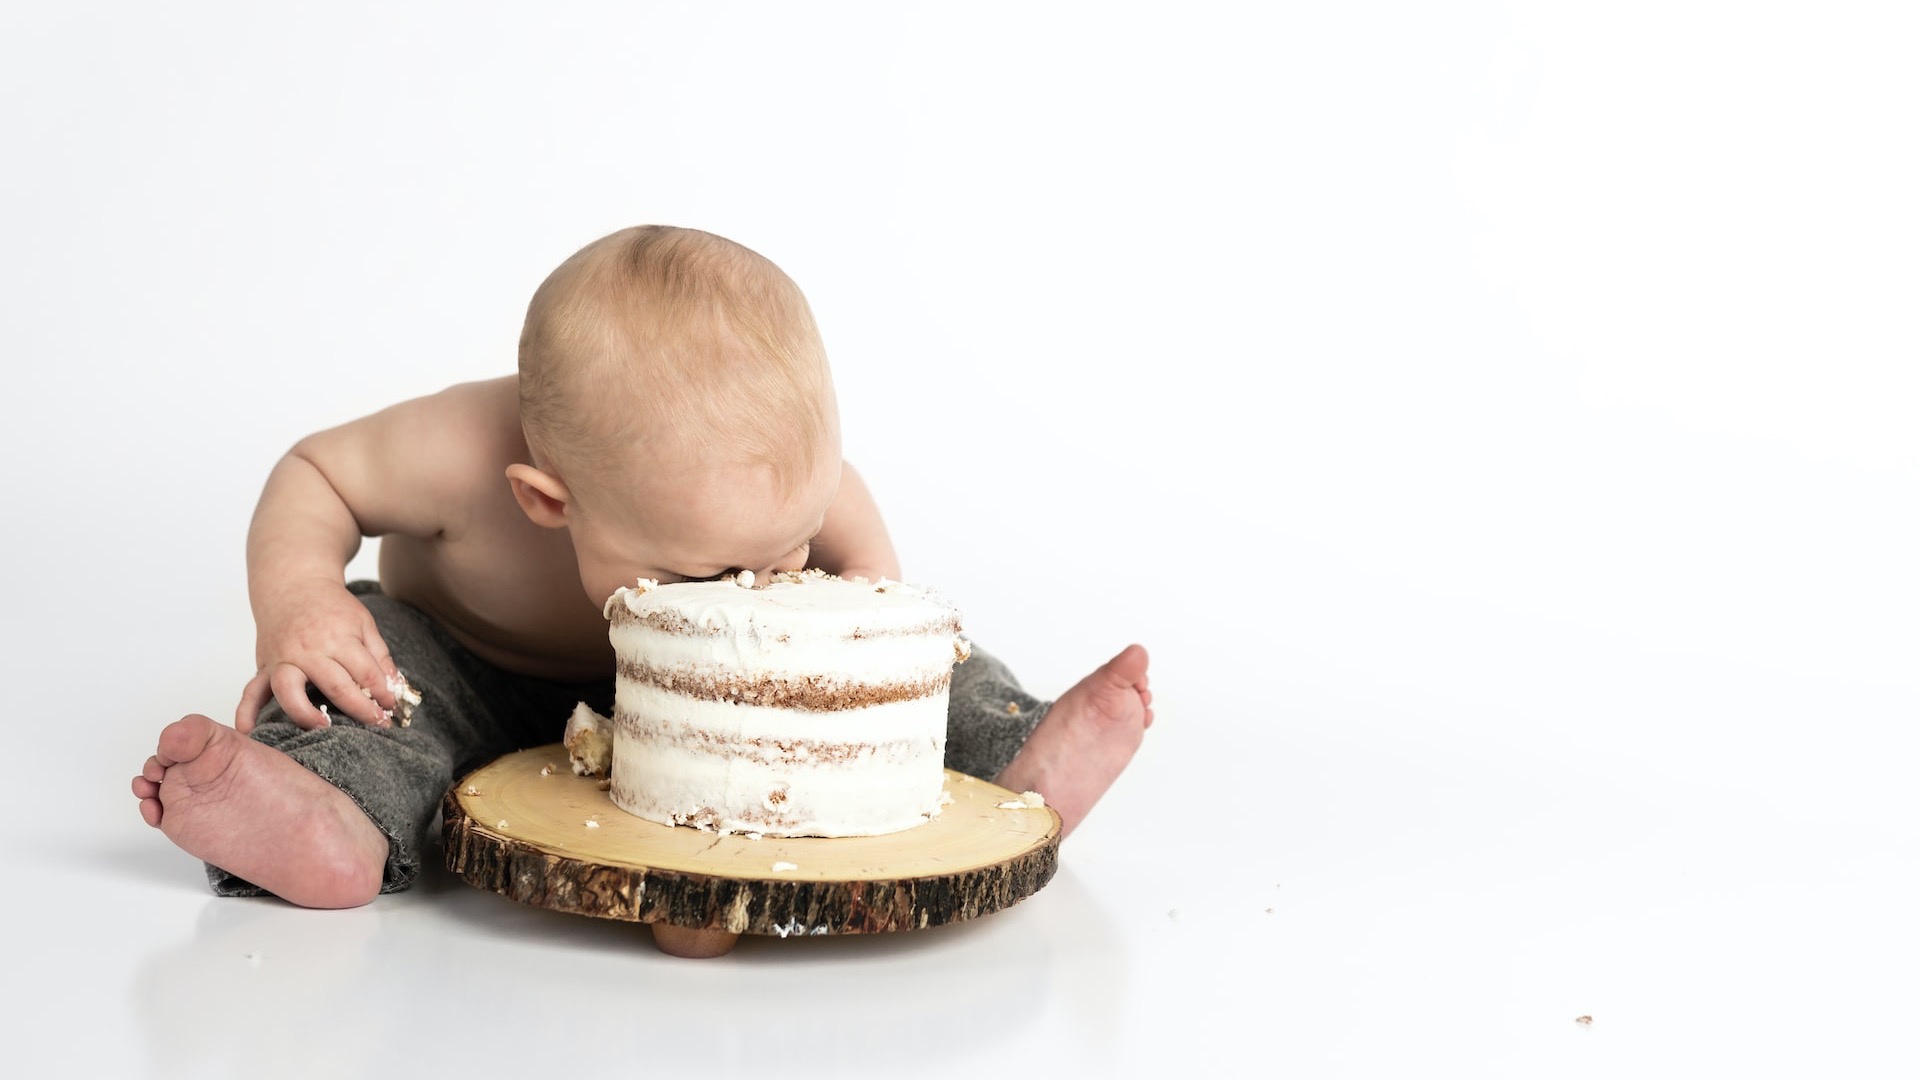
xmin=996 ymin=644 xmax=1154 ymax=840
xmin=131 ymin=714 xmax=388 ymax=908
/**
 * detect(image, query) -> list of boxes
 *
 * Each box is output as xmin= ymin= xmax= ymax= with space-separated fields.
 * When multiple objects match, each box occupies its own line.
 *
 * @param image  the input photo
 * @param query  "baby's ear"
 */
xmin=506 ymin=464 xmax=571 ymax=529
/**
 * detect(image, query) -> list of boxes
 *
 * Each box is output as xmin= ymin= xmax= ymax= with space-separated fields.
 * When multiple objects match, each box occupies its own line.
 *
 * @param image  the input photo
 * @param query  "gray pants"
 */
xmin=210 ymin=581 xmax=1048 ymax=897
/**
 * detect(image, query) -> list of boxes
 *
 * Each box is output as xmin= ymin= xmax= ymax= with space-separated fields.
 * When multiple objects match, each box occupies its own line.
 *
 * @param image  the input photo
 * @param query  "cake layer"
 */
xmin=605 ymin=571 xmax=963 ymax=640
xmin=608 ymin=628 xmax=961 ymax=688
xmin=614 ymin=691 xmax=944 ymax=766
xmin=614 ymin=658 xmax=949 ymax=709
xmin=609 ymin=695 xmax=948 ymax=836
xmin=602 ymin=571 xmax=967 ymax=838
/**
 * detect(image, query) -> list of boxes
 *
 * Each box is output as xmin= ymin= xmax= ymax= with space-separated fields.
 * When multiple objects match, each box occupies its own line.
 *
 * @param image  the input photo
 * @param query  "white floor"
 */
xmin=7 ymin=4 xmax=1918 ymax=1077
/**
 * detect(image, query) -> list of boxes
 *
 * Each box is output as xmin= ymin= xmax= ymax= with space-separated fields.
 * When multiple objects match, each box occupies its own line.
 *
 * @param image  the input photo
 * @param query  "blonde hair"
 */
xmin=518 ymin=225 xmax=837 ymax=497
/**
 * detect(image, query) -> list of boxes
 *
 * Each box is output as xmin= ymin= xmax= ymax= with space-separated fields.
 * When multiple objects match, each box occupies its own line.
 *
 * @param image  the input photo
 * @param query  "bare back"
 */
xmin=340 ymin=377 xmax=617 ymax=680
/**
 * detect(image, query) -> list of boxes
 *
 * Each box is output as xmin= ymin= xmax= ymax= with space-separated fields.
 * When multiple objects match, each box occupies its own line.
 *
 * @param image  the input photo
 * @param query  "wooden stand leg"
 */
xmin=649 ymin=924 xmax=741 ymax=958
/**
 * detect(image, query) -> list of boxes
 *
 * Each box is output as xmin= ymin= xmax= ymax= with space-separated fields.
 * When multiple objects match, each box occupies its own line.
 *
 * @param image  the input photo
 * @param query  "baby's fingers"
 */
xmin=340 ymin=646 xmax=397 ymax=718
xmin=307 ymin=657 xmax=393 ymax=727
xmin=268 ymin=664 xmax=331 ymax=730
xmin=235 ymin=669 xmax=273 ymax=734
xmin=359 ymin=616 xmax=399 ymax=686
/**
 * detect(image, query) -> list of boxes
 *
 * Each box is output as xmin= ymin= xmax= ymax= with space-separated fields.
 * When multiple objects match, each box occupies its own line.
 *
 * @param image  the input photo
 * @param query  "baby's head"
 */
xmin=508 ymin=225 xmax=842 ymax=606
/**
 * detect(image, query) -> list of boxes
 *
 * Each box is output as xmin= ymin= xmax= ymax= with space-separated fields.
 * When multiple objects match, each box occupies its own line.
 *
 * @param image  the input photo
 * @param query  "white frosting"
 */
xmin=610 ymin=572 xmax=961 ymax=638
xmin=604 ymin=573 xmax=965 ymax=838
xmin=387 ymin=671 xmax=422 ymax=725
xmin=610 ymin=693 xmax=948 ymax=836
xmin=611 ymin=620 xmax=960 ymax=683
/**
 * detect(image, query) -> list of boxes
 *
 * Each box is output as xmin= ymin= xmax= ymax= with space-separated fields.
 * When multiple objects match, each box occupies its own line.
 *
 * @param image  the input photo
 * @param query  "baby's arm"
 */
xmin=236 ymin=392 xmax=464 ymax=732
xmin=807 ymin=461 xmax=902 ymax=582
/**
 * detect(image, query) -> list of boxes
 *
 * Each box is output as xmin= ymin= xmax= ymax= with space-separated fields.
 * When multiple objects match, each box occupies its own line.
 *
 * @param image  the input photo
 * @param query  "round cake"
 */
xmin=599 ymin=569 xmax=970 ymax=838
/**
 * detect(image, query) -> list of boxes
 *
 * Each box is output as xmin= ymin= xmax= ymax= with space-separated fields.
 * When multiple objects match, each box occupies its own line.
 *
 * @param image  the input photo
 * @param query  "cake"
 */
xmin=594 ymin=569 xmax=970 ymax=837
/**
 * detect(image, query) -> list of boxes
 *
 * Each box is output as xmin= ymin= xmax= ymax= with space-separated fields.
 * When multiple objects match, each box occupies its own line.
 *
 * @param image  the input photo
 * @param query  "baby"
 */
xmin=131 ymin=225 xmax=1153 ymax=909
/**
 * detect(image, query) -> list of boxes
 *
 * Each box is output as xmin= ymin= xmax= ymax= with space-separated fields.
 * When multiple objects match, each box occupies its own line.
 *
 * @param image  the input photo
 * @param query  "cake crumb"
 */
xmin=1005 ymin=701 xmax=1021 ymax=715
xmin=1574 ymin=1015 xmax=1593 ymax=1026
xmin=771 ymin=861 xmax=798 ymax=872
xmin=995 ymin=790 xmax=1046 ymax=810
xmin=597 ymin=778 xmax=612 ymax=791
xmin=564 ymin=702 xmax=613 ymax=777
xmin=540 ymin=763 xmax=554 ymax=776
xmin=464 ymin=784 xmax=480 ymax=796
xmin=735 ymin=569 xmax=755 ymax=588
xmin=495 ymin=820 xmax=509 ymax=829
xmin=607 ymin=578 xmax=660 ymax=618
xmin=387 ymin=671 xmax=422 ymax=726
xmin=362 ymin=671 xmax=422 ymax=726
xmin=584 ymin=818 xmax=600 ymax=829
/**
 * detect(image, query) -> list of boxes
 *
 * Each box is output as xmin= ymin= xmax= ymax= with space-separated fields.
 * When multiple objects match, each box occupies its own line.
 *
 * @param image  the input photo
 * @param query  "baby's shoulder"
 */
xmin=380 ymin=376 xmax=525 ymax=463
xmin=403 ymin=374 xmax=518 ymax=424
xmin=349 ymin=376 xmax=527 ymax=518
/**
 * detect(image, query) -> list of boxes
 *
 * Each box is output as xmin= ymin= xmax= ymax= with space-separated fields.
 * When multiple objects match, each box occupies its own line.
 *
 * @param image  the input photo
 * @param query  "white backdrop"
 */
xmin=4 ymin=3 xmax=1916 ymax=1076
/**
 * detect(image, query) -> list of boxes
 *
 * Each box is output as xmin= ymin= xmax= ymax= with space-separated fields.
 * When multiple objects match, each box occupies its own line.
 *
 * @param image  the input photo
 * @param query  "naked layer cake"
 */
xmin=594 ymin=569 xmax=970 ymax=837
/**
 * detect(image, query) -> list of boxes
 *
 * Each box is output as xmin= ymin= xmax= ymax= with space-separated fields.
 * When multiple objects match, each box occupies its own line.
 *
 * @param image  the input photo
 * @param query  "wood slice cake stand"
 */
xmin=443 ymin=745 xmax=1061 ymax=958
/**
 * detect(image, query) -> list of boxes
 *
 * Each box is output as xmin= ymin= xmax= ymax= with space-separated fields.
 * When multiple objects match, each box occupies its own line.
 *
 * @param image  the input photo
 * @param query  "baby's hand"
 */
xmin=237 ymin=582 xmax=400 ymax=733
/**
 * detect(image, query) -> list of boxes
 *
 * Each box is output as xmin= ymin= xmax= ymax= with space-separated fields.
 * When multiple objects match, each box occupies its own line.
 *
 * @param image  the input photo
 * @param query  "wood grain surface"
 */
xmin=443 ymin=745 xmax=1061 ymax=938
